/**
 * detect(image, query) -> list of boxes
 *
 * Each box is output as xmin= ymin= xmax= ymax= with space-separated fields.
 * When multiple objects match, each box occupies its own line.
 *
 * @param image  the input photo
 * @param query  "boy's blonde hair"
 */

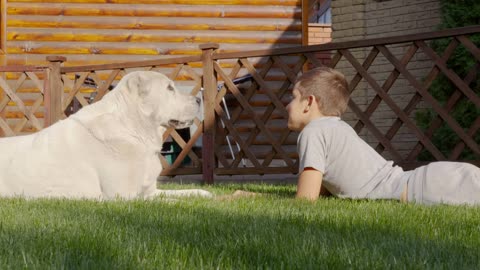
xmin=295 ymin=67 xmax=349 ymax=116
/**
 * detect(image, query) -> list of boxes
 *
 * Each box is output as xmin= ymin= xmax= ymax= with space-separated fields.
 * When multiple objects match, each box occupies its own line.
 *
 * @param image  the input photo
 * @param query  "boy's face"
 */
xmin=286 ymin=88 xmax=309 ymax=131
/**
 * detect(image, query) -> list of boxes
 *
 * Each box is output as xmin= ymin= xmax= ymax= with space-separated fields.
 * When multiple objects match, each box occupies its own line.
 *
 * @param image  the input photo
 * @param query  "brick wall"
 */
xmin=308 ymin=23 xmax=332 ymax=65
xmin=308 ymin=23 xmax=332 ymax=45
xmin=330 ymin=0 xmax=442 ymax=160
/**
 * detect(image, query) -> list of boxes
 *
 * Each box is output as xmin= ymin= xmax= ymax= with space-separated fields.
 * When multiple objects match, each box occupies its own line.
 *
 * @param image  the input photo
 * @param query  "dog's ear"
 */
xmin=126 ymin=72 xmax=150 ymax=98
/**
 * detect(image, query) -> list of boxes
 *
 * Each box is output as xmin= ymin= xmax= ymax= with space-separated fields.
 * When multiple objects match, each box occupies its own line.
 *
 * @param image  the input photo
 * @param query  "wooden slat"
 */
xmin=201 ymin=44 xmax=218 ymax=184
xmin=328 ymin=51 xmax=343 ymax=68
xmin=0 ymin=65 xmax=46 ymax=72
xmin=456 ymin=35 xmax=480 ymax=62
xmin=6 ymin=54 xmax=203 ymax=66
xmin=8 ymin=0 xmax=301 ymax=6
xmin=61 ymin=55 xmax=201 ymax=73
xmin=7 ymin=28 xmax=301 ymax=44
xmin=6 ymin=99 xmax=44 ymax=107
xmin=7 ymin=3 xmax=300 ymax=19
xmin=4 ymin=111 xmax=44 ymax=119
xmin=8 ymin=15 xmax=301 ymax=32
xmin=7 ymin=41 xmax=204 ymax=55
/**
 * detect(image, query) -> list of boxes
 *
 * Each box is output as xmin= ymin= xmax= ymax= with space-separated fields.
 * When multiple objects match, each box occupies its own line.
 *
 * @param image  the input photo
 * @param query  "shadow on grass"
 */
xmin=0 ymin=199 xmax=479 ymax=269
xmin=217 ymin=183 xmax=297 ymax=198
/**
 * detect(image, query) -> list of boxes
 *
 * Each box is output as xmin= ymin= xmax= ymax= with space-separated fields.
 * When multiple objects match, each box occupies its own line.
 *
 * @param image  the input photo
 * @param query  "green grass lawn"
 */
xmin=0 ymin=183 xmax=479 ymax=269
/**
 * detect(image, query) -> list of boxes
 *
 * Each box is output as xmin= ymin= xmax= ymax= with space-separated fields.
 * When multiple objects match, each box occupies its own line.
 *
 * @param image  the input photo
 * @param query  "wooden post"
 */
xmin=44 ymin=56 xmax=66 ymax=127
xmin=301 ymin=0 xmax=309 ymax=46
xmin=200 ymin=43 xmax=219 ymax=185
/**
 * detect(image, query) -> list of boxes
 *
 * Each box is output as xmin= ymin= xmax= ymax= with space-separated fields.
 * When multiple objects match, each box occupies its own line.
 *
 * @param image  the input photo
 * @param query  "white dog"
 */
xmin=0 ymin=71 xmax=213 ymax=199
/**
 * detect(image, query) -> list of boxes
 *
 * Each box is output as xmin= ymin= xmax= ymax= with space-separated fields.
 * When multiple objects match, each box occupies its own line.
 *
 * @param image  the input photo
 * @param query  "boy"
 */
xmin=287 ymin=67 xmax=480 ymax=205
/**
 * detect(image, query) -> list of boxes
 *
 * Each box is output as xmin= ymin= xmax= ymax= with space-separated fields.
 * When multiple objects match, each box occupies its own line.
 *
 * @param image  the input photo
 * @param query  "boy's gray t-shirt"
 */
xmin=297 ymin=117 xmax=405 ymax=199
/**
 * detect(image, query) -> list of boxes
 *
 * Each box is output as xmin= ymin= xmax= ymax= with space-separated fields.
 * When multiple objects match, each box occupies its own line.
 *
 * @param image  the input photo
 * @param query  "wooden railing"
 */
xmin=0 ymin=26 xmax=478 ymax=183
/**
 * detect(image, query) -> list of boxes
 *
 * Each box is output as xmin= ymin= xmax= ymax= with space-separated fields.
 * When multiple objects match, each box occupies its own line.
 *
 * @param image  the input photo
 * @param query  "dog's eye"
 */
xmin=167 ymin=84 xmax=175 ymax=91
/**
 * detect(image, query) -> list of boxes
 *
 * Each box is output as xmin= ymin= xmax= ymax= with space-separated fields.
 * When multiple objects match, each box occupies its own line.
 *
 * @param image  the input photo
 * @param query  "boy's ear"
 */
xmin=307 ymin=95 xmax=315 ymax=106
xmin=308 ymin=95 xmax=317 ymax=107
xmin=305 ymin=95 xmax=315 ymax=111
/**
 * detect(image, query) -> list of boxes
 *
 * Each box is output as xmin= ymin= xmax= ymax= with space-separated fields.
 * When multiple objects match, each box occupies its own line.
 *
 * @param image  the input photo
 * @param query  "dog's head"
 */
xmin=121 ymin=71 xmax=200 ymax=130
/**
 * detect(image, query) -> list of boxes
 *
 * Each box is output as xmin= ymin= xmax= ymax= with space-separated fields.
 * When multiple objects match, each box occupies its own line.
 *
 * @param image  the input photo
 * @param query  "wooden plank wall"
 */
xmin=3 ymin=0 xmax=302 ymax=66
xmin=0 ymin=0 xmax=303 ymax=134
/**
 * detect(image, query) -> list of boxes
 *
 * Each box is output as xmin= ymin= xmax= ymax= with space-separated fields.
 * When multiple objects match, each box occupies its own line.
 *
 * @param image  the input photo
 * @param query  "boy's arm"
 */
xmin=296 ymin=167 xmax=330 ymax=201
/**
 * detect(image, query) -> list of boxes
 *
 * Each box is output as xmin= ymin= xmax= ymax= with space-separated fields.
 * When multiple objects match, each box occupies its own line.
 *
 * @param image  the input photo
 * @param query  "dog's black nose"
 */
xmin=196 ymin=97 xmax=201 ymax=104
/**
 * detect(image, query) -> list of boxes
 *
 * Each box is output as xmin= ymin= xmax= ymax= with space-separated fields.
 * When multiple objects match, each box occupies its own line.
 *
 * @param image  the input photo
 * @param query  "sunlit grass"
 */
xmin=0 ymin=183 xmax=478 ymax=269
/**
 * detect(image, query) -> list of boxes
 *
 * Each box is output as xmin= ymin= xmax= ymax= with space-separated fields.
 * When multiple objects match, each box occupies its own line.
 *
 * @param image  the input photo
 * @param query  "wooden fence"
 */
xmin=0 ymin=26 xmax=478 ymax=184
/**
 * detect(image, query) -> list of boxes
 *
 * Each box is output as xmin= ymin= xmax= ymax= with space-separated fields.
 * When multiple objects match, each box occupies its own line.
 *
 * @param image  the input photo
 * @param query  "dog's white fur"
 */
xmin=0 ymin=71 xmax=212 ymax=199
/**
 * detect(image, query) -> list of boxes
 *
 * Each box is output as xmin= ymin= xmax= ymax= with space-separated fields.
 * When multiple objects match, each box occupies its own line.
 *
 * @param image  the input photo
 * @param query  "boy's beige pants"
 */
xmin=404 ymin=162 xmax=480 ymax=205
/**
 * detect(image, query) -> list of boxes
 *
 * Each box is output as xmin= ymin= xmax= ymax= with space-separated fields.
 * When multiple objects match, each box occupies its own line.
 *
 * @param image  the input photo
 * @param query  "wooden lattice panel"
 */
xmin=0 ymin=70 xmax=46 ymax=136
xmin=212 ymin=55 xmax=304 ymax=175
xmin=1 ymin=27 xmax=477 ymax=181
